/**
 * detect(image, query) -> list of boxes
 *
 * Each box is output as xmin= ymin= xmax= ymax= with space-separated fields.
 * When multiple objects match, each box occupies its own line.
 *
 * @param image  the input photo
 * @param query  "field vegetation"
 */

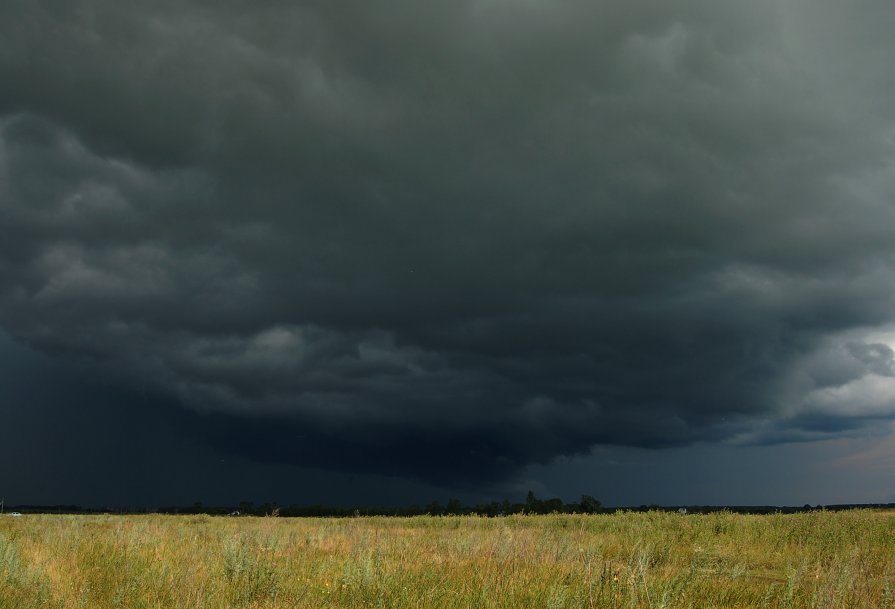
xmin=1 ymin=510 xmax=893 ymax=608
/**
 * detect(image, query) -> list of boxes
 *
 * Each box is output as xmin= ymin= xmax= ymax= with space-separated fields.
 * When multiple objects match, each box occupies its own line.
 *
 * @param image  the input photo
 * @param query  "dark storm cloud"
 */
xmin=2 ymin=0 xmax=895 ymax=484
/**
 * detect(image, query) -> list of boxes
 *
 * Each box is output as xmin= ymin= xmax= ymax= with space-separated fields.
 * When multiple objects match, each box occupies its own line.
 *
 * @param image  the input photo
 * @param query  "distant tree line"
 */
xmin=8 ymin=497 xmax=895 ymax=517
xmin=155 ymin=492 xmax=605 ymax=517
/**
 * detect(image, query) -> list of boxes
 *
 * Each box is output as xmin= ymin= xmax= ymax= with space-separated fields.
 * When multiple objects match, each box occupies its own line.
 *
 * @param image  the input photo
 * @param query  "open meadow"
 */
xmin=1 ymin=510 xmax=893 ymax=609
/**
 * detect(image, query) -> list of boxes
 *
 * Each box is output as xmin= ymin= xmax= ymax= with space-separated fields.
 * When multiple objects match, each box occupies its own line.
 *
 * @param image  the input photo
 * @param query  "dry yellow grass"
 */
xmin=1 ymin=510 xmax=893 ymax=608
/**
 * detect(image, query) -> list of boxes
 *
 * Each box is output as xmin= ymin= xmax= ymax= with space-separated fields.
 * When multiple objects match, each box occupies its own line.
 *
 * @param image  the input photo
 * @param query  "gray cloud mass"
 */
xmin=2 ymin=0 xmax=895 ymax=484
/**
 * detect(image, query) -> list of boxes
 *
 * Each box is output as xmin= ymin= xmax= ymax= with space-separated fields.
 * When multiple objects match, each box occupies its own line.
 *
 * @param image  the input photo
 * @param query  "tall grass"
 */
xmin=1 ymin=510 xmax=892 ymax=608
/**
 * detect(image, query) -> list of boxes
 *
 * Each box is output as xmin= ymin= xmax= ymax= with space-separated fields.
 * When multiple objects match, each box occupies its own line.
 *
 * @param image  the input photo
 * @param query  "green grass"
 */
xmin=1 ymin=510 xmax=893 ymax=608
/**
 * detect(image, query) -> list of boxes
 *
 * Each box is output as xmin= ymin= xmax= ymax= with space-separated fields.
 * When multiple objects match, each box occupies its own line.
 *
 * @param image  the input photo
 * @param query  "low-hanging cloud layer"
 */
xmin=2 ymin=0 xmax=895 ymax=485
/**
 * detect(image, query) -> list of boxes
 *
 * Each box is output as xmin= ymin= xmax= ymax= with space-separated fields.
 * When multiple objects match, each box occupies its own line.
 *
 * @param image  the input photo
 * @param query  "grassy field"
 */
xmin=1 ymin=510 xmax=893 ymax=608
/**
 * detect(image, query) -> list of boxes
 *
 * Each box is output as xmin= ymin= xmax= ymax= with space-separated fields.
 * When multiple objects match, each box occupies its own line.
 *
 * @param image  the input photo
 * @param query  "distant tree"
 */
xmin=579 ymin=495 xmax=603 ymax=514
xmin=526 ymin=490 xmax=538 ymax=513
xmin=425 ymin=501 xmax=444 ymax=515
xmin=543 ymin=498 xmax=564 ymax=513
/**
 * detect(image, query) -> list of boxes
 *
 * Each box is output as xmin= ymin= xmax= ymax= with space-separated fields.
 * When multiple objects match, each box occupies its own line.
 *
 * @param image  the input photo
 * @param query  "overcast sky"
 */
xmin=2 ymin=0 xmax=895 ymax=507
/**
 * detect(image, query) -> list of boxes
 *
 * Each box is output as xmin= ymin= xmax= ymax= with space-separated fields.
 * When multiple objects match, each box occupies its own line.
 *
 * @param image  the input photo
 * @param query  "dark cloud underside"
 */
xmin=2 ymin=0 xmax=895 ymax=485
